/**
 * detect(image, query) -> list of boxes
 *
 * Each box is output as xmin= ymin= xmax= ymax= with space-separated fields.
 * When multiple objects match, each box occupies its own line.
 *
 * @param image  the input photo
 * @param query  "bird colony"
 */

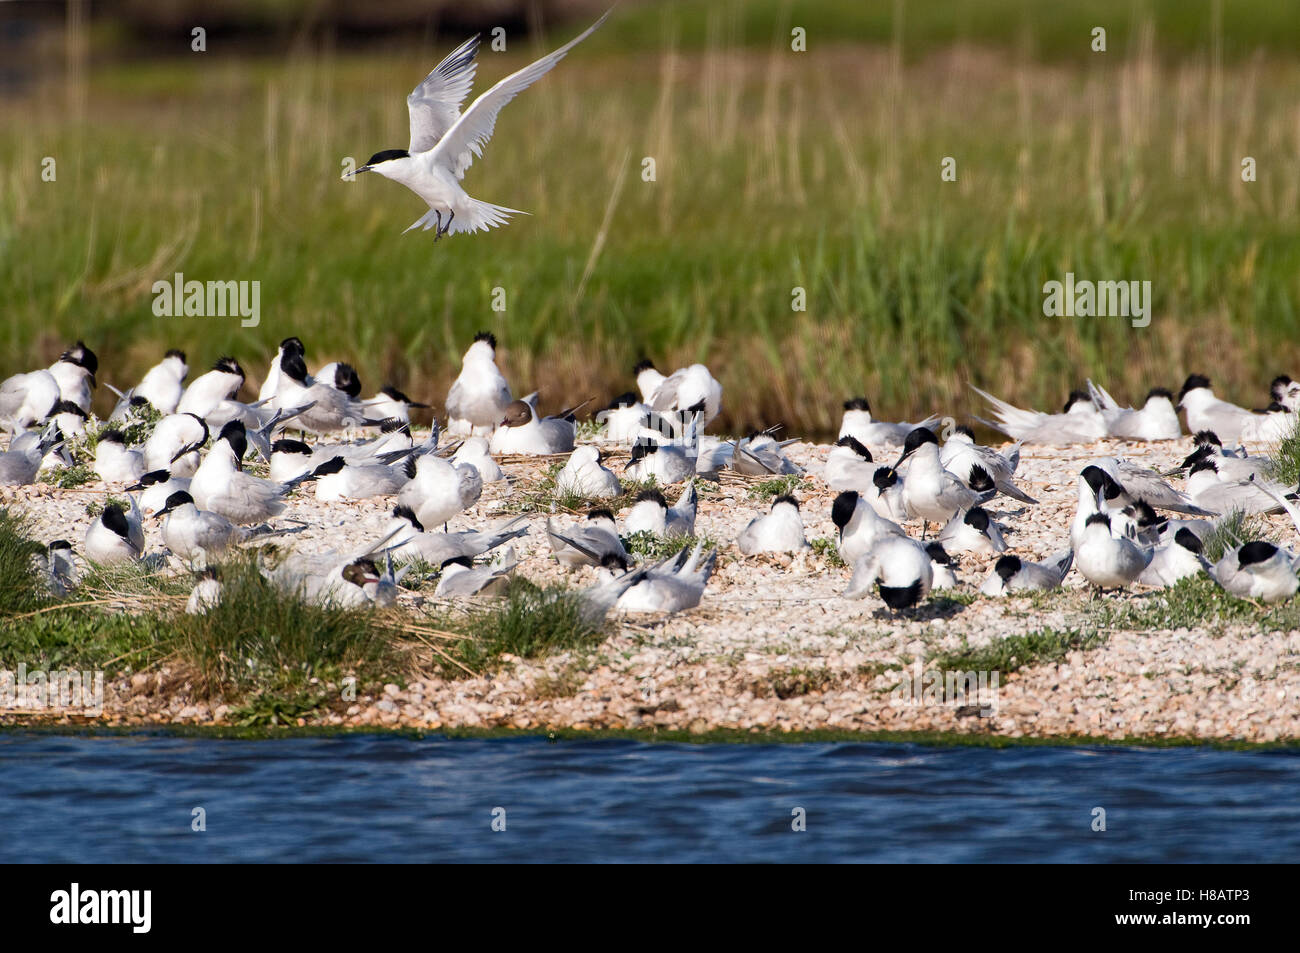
xmin=5 ymin=333 xmax=1300 ymax=629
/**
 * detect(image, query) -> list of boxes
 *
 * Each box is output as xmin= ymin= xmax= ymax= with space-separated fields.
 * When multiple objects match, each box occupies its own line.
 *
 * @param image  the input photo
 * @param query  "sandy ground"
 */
xmin=3 ymin=428 xmax=1298 ymax=742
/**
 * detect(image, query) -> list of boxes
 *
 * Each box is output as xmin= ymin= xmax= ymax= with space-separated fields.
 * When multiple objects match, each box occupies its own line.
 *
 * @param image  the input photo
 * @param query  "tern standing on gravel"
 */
xmin=343 ymin=10 xmax=611 ymax=239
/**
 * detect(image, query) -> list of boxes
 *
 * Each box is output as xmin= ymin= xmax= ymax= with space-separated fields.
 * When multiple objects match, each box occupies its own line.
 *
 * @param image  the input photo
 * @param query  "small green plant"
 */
xmin=43 ymin=464 xmax=97 ymax=488
xmin=810 ymin=537 xmax=846 ymax=568
xmin=747 ymin=475 xmax=807 ymax=500
xmin=756 ymin=666 xmax=839 ymax=699
xmin=623 ymin=531 xmax=716 ymax=561
xmin=84 ymin=496 xmax=129 ymax=519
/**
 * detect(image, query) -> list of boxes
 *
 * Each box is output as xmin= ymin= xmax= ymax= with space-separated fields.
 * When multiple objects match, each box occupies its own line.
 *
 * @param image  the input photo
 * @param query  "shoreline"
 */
xmin=3 ymin=721 xmax=1298 ymax=751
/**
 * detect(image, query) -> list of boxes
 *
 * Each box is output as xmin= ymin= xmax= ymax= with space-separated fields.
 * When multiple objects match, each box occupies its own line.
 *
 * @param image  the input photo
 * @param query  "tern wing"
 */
xmin=430 ymin=9 xmax=610 ymax=181
xmin=407 ymin=34 xmax=481 ymax=154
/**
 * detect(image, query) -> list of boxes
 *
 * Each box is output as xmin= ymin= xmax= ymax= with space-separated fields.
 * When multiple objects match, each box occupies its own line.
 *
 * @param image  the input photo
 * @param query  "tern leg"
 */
xmin=439 ymin=210 xmax=455 ymax=239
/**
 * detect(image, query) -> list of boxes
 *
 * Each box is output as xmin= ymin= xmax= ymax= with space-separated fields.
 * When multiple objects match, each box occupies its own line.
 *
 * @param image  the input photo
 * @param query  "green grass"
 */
xmin=1090 ymin=574 xmax=1300 ymax=635
xmin=434 ymin=578 xmax=608 ymax=678
xmin=0 ymin=509 xmax=49 ymax=617
xmin=169 ymin=559 xmax=409 ymax=696
xmin=1200 ymin=510 xmax=1275 ymax=563
xmin=5 ymin=4 xmax=1299 ymax=436
xmin=1267 ymin=418 xmax=1300 ymax=487
xmin=929 ymin=627 xmax=1107 ymax=675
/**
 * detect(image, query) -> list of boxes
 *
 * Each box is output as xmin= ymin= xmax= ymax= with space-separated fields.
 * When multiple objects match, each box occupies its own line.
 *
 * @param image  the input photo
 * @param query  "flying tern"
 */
xmin=343 ymin=11 xmax=611 ymax=239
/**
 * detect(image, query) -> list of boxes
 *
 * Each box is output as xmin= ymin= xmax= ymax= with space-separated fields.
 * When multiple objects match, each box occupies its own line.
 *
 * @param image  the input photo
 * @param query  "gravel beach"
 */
xmin=3 ymin=429 xmax=1298 ymax=743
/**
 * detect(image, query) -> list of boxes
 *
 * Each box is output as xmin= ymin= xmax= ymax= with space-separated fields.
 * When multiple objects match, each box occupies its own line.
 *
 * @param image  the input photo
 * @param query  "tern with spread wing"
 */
xmin=343 ymin=10 xmax=611 ymax=239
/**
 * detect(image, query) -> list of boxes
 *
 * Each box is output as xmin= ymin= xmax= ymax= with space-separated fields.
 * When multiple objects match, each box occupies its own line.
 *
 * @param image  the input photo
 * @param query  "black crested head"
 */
xmin=1271 ymin=374 xmax=1295 ymax=397
xmin=587 ymin=508 xmax=615 ymax=522
xmin=1130 ymin=499 xmax=1158 ymax=527
xmin=393 ymin=505 xmax=424 ymax=531
xmin=440 ymin=555 xmax=474 ymax=572
xmin=279 ymin=350 xmax=308 ymax=383
xmin=1080 ymin=465 xmax=1122 ymax=500
xmin=279 ymin=336 xmax=304 ymax=355
xmin=403 ymin=457 xmax=418 ymax=480
xmin=218 ymin=420 xmax=248 ymax=460
xmin=600 ymin=551 xmax=632 ymax=571
xmin=967 ymin=464 xmax=994 ymax=493
xmin=333 ymin=363 xmax=362 ymax=398
xmin=165 ymin=348 xmax=187 ymax=363
xmin=1180 ymin=444 xmax=1213 ymax=469
xmin=632 ymin=358 xmax=656 ymax=375
xmin=1187 ymin=457 xmax=1218 ymax=477
xmin=313 ymin=456 xmax=345 ymax=476
xmin=635 ymin=489 xmax=668 ymax=508
xmin=1178 ymin=374 xmax=1211 ymax=403
xmin=842 ymin=396 xmax=871 ymax=412
xmin=925 ymin=541 xmax=952 ymax=565
xmin=1084 ymin=512 xmax=1112 ymax=529
xmin=49 ymin=399 xmax=87 ymax=418
xmin=97 ymin=429 xmax=125 ymax=445
xmin=900 ymin=426 xmax=938 ymax=458
xmin=129 ymin=395 xmax=150 ymax=409
xmin=1144 ymin=387 xmax=1173 ymax=402
xmin=831 ymin=491 xmax=859 ymax=530
xmin=138 ymin=469 xmax=170 ymax=486
xmin=954 ymin=425 xmax=976 ymax=439
xmin=1193 ymin=430 xmax=1221 ymax=447
xmin=365 ymin=148 xmax=410 ymax=167
xmin=380 ymin=386 xmax=413 ymax=403
xmin=101 ymin=504 xmax=130 ymax=539
xmin=628 ymin=442 xmax=658 ymax=462
xmin=606 ymin=391 xmax=638 ymax=410
xmin=271 ymin=438 xmax=311 ymax=456
xmin=379 ymin=419 xmax=408 ymax=435
xmin=994 ymin=554 xmax=1022 ymax=583
xmin=772 ymin=494 xmax=800 ymax=510
xmin=963 ymin=506 xmax=990 ymax=531
xmin=163 ymin=490 xmax=194 ymax=510
xmin=61 ymin=341 xmax=98 ymax=375
xmin=1237 ymin=540 xmax=1279 ymax=567
xmin=472 ymin=331 xmax=497 ymax=350
xmin=1063 ymin=389 xmax=1091 ymax=413
xmin=1174 ymin=528 xmax=1203 ymax=553
xmin=835 ymin=435 xmax=872 ymax=460
xmin=872 ymin=465 xmax=899 ymax=490
xmin=213 ymin=356 xmax=244 ymax=378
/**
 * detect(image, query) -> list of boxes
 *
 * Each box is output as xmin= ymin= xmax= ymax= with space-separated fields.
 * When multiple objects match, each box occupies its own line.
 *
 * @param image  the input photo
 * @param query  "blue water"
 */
xmin=0 ymin=733 xmax=1295 ymax=862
